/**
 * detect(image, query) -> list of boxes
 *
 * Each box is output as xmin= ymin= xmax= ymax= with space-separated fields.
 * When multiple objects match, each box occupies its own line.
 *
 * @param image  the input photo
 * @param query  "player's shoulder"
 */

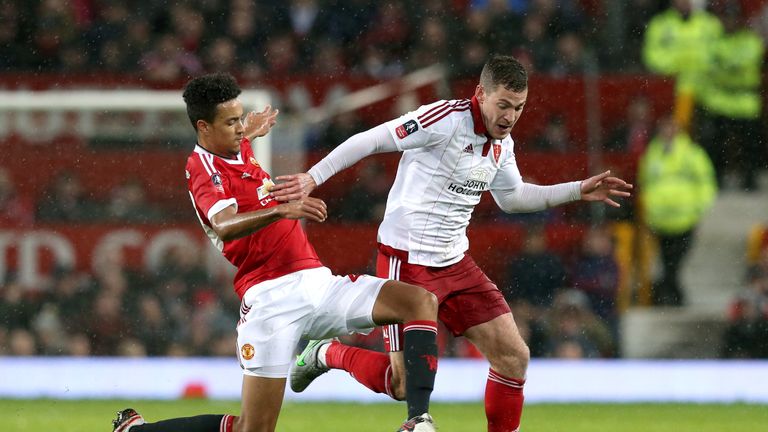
xmin=414 ymin=98 xmax=472 ymax=129
xmin=186 ymin=145 xmax=221 ymax=178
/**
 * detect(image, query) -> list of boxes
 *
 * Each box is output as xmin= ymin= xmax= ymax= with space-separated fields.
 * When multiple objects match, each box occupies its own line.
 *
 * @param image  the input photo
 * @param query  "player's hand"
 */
xmin=277 ymin=196 xmax=327 ymax=222
xmin=244 ymin=105 xmax=279 ymax=140
xmin=271 ymin=173 xmax=317 ymax=201
xmin=580 ymin=170 xmax=633 ymax=207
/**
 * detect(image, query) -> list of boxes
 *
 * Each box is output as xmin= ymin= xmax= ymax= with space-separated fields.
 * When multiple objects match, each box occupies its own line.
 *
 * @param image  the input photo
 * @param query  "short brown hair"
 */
xmin=479 ymin=55 xmax=528 ymax=93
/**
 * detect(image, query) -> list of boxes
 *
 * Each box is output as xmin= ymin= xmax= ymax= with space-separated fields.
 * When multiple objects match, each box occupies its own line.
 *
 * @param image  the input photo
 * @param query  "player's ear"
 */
xmin=474 ymin=85 xmax=484 ymax=103
xmin=196 ymin=119 xmax=209 ymax=133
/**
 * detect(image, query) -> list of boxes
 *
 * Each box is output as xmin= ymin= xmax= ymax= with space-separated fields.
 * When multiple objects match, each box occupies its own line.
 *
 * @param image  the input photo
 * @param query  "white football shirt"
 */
xmin=380 ymin=97 xmax=525 ymax=267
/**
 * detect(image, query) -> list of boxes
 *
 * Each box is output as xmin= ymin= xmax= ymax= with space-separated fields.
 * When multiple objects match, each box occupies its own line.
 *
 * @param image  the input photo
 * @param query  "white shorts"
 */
xmin=235 ymin=266 xmax=386 ymax=378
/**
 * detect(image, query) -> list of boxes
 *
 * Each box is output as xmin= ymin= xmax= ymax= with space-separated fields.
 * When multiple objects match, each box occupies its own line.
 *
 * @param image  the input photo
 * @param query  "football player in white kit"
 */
xmin=271 ymin=55 xmax=632 ymax=432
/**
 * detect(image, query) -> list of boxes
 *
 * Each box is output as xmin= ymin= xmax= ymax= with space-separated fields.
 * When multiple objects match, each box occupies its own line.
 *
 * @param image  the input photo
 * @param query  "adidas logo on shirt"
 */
xmin=462 ymin=144 xmax=474 ymax=154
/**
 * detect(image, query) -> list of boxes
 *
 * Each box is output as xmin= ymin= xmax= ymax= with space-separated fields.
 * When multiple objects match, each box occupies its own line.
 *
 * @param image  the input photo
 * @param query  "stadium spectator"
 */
xmin=85 ymin=291 xmax=131 ymax=356
xmin=111 ymin=72 xmax=441 ymax=432
xmin=504 ymin=225 xmax=566 ymax=310
xmin=0 ymin=167 xmax=35 ymax=227
xmin=638 ymin=115 xmax=717 ymax=306
xmin=262 ymin=32 xmax=301 ymax=76
xmin=532 ymin=114 xmax=572 ymax=152
xmin=605 ymin=95 xmax=654 ymax=156
xmin=0 ymin=279 xmax=36 ymax=330
xmin=140 ymin=33 xmax=203 ymax=82
xmin=105 ymin=179 xmax=165 ymax=223
xmin=721 ymin=246 xmax=768 ymax=358
xmin=37 ymin=171 xmax=102 ymax=222
xmin=569 ymin=225 xmax=621 ymax=350
xmin=8 ymin=328 xmax=38 ymax=356
xmin=642 ymin=0 xmax=722 ymax=130
xmin=43 ymin=266 xmax=93 ymax=335
xmin=202 ymin=37 xmax=238 ymax=74
xmin=694 ymin=6 xmax=765 ymax=191
xmin=116 ymin=338 xmax=148 ymax=357
xmin=514 ymin=12 xmax=556 ymax=73
xmin=544 ymin=289 xmax=615 ymax=358
xmin=131 ymin=293 xmax=174 ymax=356
xmin=548 ymin=31 xmax=596 ymax=77
xmin=273 ymin=54 xmax=631 ymax=432
xmin=0 ymin=0 xmax=23 ymax=70
xmin=32 ymin=303 xmax=69 ymax=355
xmin=336 ymin=160 xmax=391 ymax=222
xmin=309 ymin=111 xmax=367 ymax=151
xmin=308 ymin=39 xmax=348 ymax=76
xmin=67 ymin=333 xmax=93 ymax=357
xmin=408 ymin=17 xmax=451 ymax=70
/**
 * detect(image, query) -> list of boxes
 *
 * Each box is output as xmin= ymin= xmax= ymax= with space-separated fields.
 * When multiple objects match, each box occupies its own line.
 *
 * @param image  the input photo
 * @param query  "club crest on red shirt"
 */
xmin=249 ymin=157 xmax=260 ymax=167
xmin=395 ymin=120 xmax=419 ymax=139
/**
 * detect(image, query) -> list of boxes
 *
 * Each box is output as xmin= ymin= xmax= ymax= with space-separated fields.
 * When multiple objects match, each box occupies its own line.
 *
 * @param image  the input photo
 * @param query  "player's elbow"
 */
xmin=211 ymin=222 xmax=239 ymax=242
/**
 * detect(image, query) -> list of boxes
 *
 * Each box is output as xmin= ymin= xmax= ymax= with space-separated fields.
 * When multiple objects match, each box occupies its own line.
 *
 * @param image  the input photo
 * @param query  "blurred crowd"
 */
xmin=721 ymin=227 xmax=768 ymax=358
xmin=0 ymin=244 xmax=241 ymax=357
xmin=5 ymin=0 xmax=762 ymax=80
xmin=2 ymin=0 xmax=768 ymax=360
xmin=0 ymin=220 xmax=625 ymax=360
xmin=0 ymin=167 xmax=168 ymax=227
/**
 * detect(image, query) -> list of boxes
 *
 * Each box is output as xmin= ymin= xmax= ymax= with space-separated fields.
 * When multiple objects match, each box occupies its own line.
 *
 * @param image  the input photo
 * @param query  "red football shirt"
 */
xmin=186 ymin=139 xmax=322 ymax=298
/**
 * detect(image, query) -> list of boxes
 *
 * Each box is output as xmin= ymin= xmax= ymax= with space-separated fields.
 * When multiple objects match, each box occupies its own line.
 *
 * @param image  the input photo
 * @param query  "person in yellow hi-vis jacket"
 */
xmin=638 ymin=115 xmax=717 ymax=306
xmin=696 ymin=7 xmax=765 ymax=190
xmin=642 ymin=0 xmax=722 ymax=130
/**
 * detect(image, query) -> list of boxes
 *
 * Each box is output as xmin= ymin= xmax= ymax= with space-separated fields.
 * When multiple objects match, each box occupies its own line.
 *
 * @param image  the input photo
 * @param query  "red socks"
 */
xmin=485 ymin=369 xmax=525 ymax=432
xmin=325 ymin=341 xmax=397 ymax=398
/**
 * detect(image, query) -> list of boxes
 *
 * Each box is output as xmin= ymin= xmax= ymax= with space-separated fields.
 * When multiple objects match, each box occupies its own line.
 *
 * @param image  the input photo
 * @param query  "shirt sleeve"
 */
xmin=187 ymin=156 xmax=237 ymax=221
xmin=308 ymin=100 xmax=458 ymax=186
xmin=308 ymin=124 xmax=398 ymax=186
xmin=383 ymin=100 xmax=460 ymax=151
xmin=490 ymin=148 xmax=581 ymax=213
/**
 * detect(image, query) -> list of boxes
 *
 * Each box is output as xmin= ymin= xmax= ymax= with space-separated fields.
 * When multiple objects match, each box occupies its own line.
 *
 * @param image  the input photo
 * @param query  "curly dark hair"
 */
xmin=479 ymin=55 xmax=528 ymax=93
xmin=182 ymin=72 xmax=242 ymax=130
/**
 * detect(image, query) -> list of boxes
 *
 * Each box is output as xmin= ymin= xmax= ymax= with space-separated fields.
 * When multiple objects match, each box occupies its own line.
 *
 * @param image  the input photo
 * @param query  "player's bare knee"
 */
xmin=490 ymin=342 xmax=530 ymax=377
xmin=396 ymin=285 xmax=437 ymax=322
xmin=416 ymin=289 xmax=438 ymax=319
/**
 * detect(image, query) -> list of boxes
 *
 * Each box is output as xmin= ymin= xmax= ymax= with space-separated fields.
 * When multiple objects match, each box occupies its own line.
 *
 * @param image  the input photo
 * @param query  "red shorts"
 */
xmin=376 ymin=243 xmax=510 ymax=351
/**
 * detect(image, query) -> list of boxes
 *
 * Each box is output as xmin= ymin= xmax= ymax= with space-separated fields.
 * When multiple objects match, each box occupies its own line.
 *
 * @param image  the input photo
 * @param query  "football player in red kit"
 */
xmin=111 ymin=73 xmax=439 ymax=432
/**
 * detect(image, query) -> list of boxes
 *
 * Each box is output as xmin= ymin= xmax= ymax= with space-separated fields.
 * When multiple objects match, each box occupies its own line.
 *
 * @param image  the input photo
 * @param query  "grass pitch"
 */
xmin=1 ymin=399 xmax=766 ymax=431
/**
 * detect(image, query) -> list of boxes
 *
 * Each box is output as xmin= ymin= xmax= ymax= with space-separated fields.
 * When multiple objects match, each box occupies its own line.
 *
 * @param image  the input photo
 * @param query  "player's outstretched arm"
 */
xmin=210 ymin=197 xmax=326 ymax=241
xmin=272 ymin=124 xmax=399 ymax=202
xmin=244 ymin=105 xmax=279 ymax=141
xmin=580 ymin=170 xmax=633 ymax=208
xmin=270 ymin=173 xmax=318 ymax=202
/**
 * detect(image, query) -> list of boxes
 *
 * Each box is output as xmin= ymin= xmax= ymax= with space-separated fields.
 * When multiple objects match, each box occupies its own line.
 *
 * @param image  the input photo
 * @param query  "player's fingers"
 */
xmin=306 ymin=197 xmax=327 ymax=210
xmin=271 ymin=181 xmax=299 ymax=192
xmin=605 ymin=177 xmax=632 ymax=188
xmin=592 ymin=170 xmax=611 ymax=182
xmin=610 ymin=190 xmax=631 ymax=197
xmin=303 ymin=203 xmax=327 ymax=221
xmin=274 ymin=194 xmax=297 ymax=202
xmin=604 ymin=198 xmax=620 ymax=207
